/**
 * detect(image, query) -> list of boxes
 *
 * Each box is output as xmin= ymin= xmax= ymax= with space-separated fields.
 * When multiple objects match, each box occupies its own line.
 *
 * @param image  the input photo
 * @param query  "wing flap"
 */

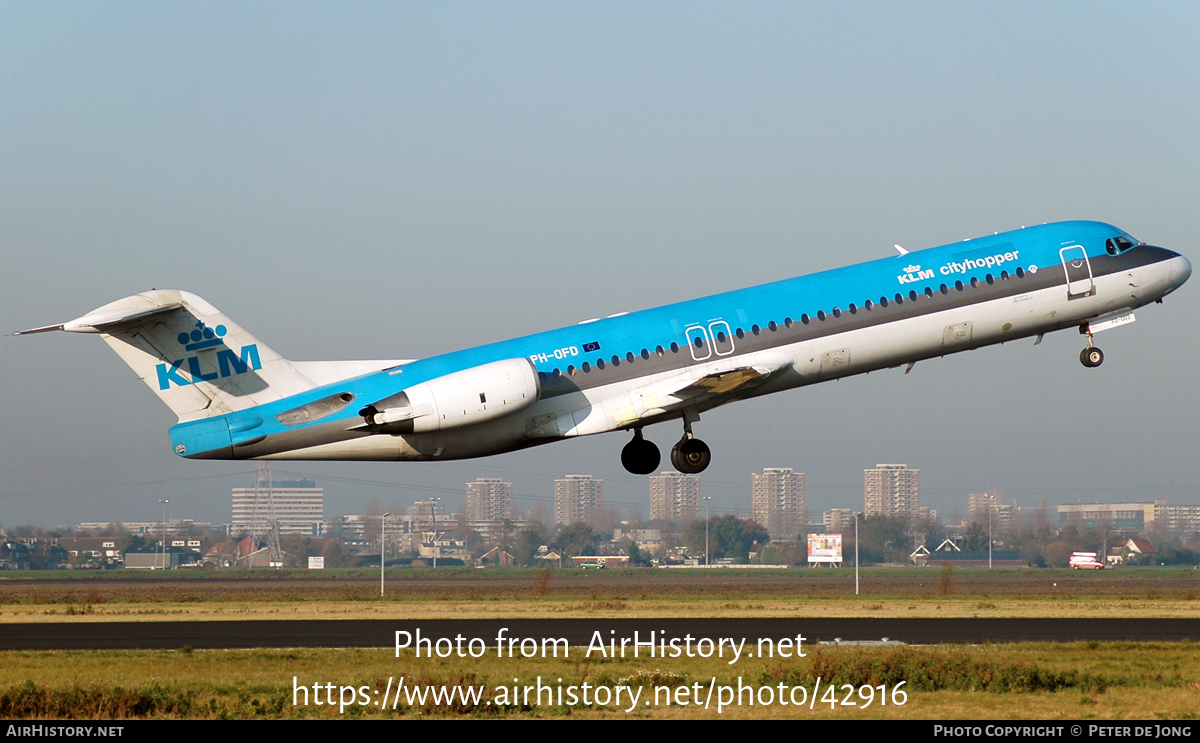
xmin=615 ymin=354 xmax=794 ymax=423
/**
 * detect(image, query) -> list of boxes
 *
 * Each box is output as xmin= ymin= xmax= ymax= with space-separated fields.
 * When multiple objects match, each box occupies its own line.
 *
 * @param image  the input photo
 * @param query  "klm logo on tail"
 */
xmin=156 ymin=322 xmax=262 ymax=389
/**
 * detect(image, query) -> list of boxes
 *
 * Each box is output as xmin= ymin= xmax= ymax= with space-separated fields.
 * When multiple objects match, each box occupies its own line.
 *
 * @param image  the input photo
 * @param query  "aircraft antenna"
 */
xmin=893 ymin=244 xmax=909 ymax=256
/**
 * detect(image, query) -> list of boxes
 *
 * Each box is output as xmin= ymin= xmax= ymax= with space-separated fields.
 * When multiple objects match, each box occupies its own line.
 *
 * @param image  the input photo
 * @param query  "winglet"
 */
xmin=894 ymin=244 xmax=909 ymax=256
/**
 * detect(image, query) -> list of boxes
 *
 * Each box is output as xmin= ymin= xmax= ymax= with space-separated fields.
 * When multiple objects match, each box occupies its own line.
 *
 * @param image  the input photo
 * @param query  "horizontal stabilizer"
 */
xmin=13 ymin=290 xmax=410 ymax=423
xmin=13 ymin=300 xmax=184 ymax=336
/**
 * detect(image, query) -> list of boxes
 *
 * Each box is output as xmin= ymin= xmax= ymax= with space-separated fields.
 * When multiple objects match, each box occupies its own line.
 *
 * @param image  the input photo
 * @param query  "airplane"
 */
xmin=15 ymin=220 xmax=1191 ymax=476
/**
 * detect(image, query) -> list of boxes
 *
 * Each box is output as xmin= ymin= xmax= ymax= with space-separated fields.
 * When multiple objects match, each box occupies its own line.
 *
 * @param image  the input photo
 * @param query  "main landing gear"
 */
xmin=620 ymin=415 xmax=713 ymax=475
xmin=670 ymin=416 xmax=711 ymax=474
xmin=621 ymin=428 xmax=660 ymax=475
xmin=671 ymin=436 xmax=711 ymax=474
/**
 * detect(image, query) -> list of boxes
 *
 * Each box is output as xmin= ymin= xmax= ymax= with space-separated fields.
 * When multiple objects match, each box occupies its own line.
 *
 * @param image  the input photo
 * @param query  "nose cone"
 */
xmin=1171 ymin=254 xmax=1193 ymax=287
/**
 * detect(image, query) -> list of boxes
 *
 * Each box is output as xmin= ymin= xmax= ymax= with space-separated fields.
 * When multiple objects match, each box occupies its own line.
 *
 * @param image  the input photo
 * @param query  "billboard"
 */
xmin=807 ymin=533 xmax=843 ymax=564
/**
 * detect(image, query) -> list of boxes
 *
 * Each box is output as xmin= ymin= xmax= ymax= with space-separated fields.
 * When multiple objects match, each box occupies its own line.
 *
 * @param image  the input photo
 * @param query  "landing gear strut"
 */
xmin=670 ymin=415 xmax=711 ymax=474
xmin=621 ymin=428 xmax=660 ymax=475
xmin=1079 ymin=325 xmax=1104 ymax=368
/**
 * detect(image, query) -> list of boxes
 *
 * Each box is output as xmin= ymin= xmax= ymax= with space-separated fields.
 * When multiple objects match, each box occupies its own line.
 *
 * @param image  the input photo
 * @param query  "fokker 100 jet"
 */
xmin=17 ymin=221 xmax=1191 ymax=475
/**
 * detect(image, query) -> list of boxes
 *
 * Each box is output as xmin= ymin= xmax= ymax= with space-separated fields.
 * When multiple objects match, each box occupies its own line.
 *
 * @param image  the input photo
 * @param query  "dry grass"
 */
xmin=5 ymin=593 xmax=1200 ymax=623
xmin=1 ymin=642 xmax=1197 ymax=719
xmin=1 ymin=566 xmax=1199 ymax=622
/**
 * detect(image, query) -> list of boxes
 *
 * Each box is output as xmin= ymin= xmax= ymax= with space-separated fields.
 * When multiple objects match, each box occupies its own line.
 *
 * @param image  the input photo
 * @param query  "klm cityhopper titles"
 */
xmin=16 ymin=221 xmax=1191 ymax=475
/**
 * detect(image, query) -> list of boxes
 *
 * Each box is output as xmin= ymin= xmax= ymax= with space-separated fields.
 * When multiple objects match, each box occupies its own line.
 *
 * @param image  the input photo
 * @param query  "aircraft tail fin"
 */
xmin=17 ymin=290 xmax=319 ymax=422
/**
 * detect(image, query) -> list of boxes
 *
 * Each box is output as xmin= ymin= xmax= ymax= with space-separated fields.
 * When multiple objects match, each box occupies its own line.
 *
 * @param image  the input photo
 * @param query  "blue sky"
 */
xmin=2 ymin=2 xmax=1198 ymax=528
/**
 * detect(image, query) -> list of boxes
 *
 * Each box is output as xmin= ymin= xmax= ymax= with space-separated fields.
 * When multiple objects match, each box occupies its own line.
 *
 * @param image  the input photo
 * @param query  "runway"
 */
xmin=3 ymin=618 xmax=1198 ymax=651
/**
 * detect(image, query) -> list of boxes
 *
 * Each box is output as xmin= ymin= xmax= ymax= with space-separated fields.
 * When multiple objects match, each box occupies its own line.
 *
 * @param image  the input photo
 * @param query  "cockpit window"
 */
xmin=1106 ymin=236 xmax=1136 ymax=256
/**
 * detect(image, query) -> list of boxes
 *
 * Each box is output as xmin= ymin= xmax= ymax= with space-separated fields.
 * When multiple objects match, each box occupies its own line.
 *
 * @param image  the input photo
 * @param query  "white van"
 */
xmin=1069 ymin=552 xmax=1105 ymax=570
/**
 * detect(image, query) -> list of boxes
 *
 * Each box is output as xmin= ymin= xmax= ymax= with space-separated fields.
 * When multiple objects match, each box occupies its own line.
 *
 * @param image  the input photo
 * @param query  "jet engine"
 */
xmin=359 ymin=358 xmax=540 ymax=434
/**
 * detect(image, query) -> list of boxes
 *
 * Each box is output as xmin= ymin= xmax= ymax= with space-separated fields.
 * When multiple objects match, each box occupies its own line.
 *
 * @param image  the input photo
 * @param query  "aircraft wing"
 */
xmin=614 ymin=353 xmax=793 ymax=424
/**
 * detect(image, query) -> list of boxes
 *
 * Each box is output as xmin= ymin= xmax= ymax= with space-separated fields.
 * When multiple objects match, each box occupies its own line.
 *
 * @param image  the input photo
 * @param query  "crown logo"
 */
xmin=178 ymin=321 xmax=228 ymax=351
xmin=903 ymin=264 xmax=921 ymax=273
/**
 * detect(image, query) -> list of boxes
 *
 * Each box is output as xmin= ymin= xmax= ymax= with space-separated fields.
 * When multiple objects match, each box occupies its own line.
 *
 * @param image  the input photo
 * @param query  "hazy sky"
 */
xmin=2 ymin=2 xmax=1198 ymax=529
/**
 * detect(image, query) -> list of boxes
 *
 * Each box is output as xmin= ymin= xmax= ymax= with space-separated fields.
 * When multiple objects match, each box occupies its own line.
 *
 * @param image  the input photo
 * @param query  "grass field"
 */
xmin=1 ymin=568 xmax=1197 ymax=719
xmin=1 ymin=642 xmax=1197 ymax=719
xmin=1 ymin=567 xmax=1197 ymax=621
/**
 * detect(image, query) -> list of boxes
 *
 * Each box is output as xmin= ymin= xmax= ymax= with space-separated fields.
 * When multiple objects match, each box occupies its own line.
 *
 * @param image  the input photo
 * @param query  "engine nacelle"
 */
xmin=360 ymin=358 xmax=540 ymax=434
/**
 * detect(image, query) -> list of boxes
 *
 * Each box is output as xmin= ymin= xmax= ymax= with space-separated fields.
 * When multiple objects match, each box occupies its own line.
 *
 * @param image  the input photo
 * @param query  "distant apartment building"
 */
xmin=1154 ymin=499 xmax=1200 ymax=534
xmin=967 ymin=490 xmax=1015 ymax=527
xmin=824 ymin=508 xmax=855 ymax=533
xmin=863 ymin=464 xmax=919 ymax=518
xmin=649 ymin=471 xmax=702 ymax=524
xmin=554 ymin=475 xmax=604 ymax=526
xmin=750 ymin=468 xmax=806 ymax=540
xmin=407 ymin=500 xmax=448 ymax=532
xmin=1057 ymin=502 xmax=1158 ymax=531
xmin=465 ymin=478 xmax=515 ymax=522
xmin=231 ymin=479 xmax=324 ymax=535
xmin=915 ymin=506 xmax=940 ymax=524
xmin=76 ymin=520 xmax=218 ymax=537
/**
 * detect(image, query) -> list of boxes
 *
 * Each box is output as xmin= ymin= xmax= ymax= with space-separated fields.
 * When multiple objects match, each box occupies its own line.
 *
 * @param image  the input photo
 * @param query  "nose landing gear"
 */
xmin=620 ymin=428 xmax=661 ymax=475
xmin=669 ymin=415 xmax=711 ymax=474
xmin=1079 ymin=324 xmax=1104 ymax=368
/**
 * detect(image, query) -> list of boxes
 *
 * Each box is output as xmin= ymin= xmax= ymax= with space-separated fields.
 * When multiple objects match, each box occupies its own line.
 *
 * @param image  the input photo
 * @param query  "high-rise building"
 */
xmin=231 ymin=479 xmax=324 ymax=535
xmin=649 ymin=471 xmax=701 ymax=523
xmin=823 ymin=508 xmax=855 ymax=533
xmin=863 ymin=464 xmax=919 ymax=518
xmin=1154 ymin=499 xmax=1200 ymax=534
xmin=750 ymin=468 xmax=806 ymax=540
xmin=968 ymin=490 xmax=1014 ymax=526
xmin=407 ymin=500 xmax=448 ymax=533
xmin=554 ymin=474 xmax=604 ymax=526
xmin=464 ymin=479 xmax=514 ymax=522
